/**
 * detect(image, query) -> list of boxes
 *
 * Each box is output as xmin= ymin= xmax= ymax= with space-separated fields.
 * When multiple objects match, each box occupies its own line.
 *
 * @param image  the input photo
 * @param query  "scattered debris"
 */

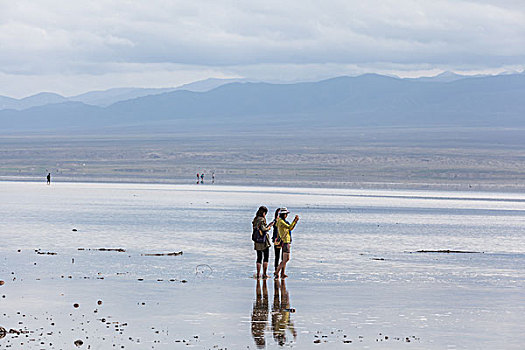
xmin=35 ymin=250 xmax=57 ymax=255
xmin=141 ymin=251 xmax=183 ymax=256
xmin=415 ymin=250 xmax=482 ymax=254
xmin=77 ymin=248 xmax=126 ymax=252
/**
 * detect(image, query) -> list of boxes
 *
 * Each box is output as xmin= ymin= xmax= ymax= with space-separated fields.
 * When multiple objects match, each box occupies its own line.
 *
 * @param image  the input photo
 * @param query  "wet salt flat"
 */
xmin=0 ymin=181 xmax=524 ymax=349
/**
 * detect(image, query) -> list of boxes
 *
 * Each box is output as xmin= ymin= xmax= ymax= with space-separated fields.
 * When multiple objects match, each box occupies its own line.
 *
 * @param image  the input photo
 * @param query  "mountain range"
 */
xmin=1 ymin=72 xmax=524 ymax=133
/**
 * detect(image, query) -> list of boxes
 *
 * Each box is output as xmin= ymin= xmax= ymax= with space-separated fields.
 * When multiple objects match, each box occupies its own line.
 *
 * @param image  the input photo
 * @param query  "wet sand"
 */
xmin=1 ymin=182 xmax=524 ymax=349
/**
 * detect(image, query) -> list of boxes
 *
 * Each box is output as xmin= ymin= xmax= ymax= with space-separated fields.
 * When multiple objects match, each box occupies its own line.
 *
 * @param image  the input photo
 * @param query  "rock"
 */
xmin=73 ymin=303 xmax=79 ymax=308
xmin=97 ymin=300 xmax=103 ymax=305
xmin=0 ymin=281 xmax=4 ymax=286
xmin=72 ymin=229 xmax=78 ymax=232
xmin=74 ymin=339 xmax=84 ymax=347
xmin=314 ymin=339 xmax=321 ymax=343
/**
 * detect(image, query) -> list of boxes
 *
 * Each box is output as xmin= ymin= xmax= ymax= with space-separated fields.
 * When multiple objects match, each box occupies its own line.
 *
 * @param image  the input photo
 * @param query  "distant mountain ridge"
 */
xmin=0 ymin=77 xmax=252 ymax=110
xmin=1 ymin=73 xmax=525 ymax=132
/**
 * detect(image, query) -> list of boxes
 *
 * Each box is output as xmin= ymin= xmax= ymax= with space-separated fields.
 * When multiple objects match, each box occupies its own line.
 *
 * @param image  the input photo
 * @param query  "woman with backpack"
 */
xmin=252 ymin=206 xmax=274 ymax=279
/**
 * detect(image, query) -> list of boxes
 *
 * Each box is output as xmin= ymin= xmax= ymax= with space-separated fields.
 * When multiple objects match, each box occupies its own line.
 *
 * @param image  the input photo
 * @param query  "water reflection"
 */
xmin=251 ymin=279 xmax=297 ymax=348
xmin=272 ymin=279 xmax=297 ymax=346
xmin=251 ymin=279 xmax=269 ymax=348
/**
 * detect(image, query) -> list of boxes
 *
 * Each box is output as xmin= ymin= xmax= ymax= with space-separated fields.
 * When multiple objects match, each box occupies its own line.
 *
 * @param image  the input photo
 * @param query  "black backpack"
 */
xmin=252 ymin=226 xmax=265 ymax=243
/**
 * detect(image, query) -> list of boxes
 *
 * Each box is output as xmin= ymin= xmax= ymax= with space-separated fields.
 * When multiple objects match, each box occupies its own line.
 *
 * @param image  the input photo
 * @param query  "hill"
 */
xmin=2 ymin=74 xmax=525 ymax=133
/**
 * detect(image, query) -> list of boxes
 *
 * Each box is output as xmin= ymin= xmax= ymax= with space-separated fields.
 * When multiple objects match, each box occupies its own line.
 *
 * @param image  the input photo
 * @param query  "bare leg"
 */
xmin=256 ymin=262 xmax=262 ymax=279
xmin=275 ymin=252 xmax=289 ymax=278
xmin=262 ymin=262 xmax=268 ymax=278
xmin=280 ymin=252 xmax=290 ymax=278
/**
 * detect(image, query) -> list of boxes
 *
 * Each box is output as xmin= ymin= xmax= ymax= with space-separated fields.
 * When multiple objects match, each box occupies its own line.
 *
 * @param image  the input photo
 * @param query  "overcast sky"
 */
xmin=1 ymin=0 xmax=524 ymax=97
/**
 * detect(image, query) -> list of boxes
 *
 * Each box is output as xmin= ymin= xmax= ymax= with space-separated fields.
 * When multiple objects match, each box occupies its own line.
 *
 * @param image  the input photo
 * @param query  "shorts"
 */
xmin=282 ymin=243 xmax=291 ymax=253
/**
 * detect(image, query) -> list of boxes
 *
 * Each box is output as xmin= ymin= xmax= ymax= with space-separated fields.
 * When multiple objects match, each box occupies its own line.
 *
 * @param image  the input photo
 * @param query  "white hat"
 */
xmin=280 ymin=207 xmax=290 ymax=214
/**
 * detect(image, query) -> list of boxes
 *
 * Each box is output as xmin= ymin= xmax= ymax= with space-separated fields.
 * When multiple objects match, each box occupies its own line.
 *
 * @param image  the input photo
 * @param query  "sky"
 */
xmin=1 ymin=0 xmax=524 ymax=98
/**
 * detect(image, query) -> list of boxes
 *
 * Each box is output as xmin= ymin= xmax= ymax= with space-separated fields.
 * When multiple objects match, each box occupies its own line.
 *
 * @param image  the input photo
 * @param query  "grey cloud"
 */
xmin=1 ymin=0 xmax=524 ymax=95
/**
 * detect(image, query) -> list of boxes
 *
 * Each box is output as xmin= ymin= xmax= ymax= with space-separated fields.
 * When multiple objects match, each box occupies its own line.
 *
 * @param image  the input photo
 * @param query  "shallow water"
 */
xmin=0 ymin=182 xmax=524 ymax=349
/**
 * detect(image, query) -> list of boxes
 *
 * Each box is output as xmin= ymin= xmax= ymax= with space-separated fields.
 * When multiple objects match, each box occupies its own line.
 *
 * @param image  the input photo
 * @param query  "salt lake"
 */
xmin=0 ymin=182 xmax=523 ymax=349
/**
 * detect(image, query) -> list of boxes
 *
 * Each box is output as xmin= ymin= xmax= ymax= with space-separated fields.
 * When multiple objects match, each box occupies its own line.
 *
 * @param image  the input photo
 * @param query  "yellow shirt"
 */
xmin=277 ymin=218 xmax=296 ymax=244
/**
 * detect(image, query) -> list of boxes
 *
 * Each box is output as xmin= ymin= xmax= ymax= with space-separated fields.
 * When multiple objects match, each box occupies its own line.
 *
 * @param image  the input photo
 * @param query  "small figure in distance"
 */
xmin=200 ymin=172 xmax=204 ymax=184
xmin=274 ymin=208 xmax=299 ymax=279
xmin=196 ymin=173 xmax=200 ymax=184
xmin=212 ymin=171 xmax=215 ymax=184
xmin=46 ymin=172 xmax=51 ymax=185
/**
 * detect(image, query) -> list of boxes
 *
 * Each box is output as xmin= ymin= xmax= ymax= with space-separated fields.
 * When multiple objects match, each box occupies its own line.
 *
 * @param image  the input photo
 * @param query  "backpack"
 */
xmin=252 ymin=227 xmax=265 ymax=243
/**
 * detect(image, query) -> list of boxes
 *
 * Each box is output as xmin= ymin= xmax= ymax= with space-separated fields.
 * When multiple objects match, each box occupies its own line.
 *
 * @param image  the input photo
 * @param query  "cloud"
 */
xmin=1 ymin=0 xmax=524 ymax=96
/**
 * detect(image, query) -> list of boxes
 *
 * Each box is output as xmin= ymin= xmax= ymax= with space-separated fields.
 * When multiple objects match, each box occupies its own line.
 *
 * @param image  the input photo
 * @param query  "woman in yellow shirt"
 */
xmin=274 ymin=208 xmax=299 ymax=279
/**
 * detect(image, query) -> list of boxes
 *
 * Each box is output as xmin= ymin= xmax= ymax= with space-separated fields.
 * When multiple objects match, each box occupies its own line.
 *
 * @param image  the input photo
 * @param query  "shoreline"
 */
xmin=2 ymin=176 xmax=525 ymax=194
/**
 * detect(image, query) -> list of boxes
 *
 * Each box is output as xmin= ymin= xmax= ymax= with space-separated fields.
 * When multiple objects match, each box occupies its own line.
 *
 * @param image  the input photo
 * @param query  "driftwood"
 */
xmin=77 ymin=248 xmax=126 ymax=252
xmin=36 ymin=250 xmax=57 ymax=255
xmin=141 ymin=251 xmax=183 ymax=256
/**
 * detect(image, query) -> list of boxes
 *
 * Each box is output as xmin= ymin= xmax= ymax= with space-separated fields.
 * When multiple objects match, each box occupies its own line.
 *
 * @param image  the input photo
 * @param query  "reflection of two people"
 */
xmin=251 ymin=279 xmax=296 ymax=348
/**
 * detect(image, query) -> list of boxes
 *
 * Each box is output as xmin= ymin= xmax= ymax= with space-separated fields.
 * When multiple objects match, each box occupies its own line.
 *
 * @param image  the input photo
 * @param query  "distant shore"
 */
xmin=2 ymin=128 xmax=524 ymax=193
xmin=1 ymin=176 xmax=524 ymax=193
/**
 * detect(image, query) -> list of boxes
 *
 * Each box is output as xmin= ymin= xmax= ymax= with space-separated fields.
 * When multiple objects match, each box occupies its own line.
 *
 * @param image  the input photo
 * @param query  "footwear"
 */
xmin=281 ymin=274 xmax=288 ymax=279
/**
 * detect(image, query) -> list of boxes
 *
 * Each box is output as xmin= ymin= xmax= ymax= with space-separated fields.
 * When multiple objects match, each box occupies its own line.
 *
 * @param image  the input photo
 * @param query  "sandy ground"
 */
xmin=1 ymin=127 xmax=524 ymax=192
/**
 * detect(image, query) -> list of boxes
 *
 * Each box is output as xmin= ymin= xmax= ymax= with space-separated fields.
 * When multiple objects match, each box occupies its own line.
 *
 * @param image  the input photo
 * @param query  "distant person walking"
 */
xmin=200 ymin=173 xmax=204 ymax=184
xmin=252 ymin=206 xmax=274 ymax=280
xmin=212 ymin=171 xmax=215 ymax=184
xmin=46 ymin=173 xmax=51 ymax=185
xmin=274 ymin=208 xmax=299 ymax=279
xmin=272 ymin=208 xmax=282 ymax=275
xmin=196 ymin=173 xmax=200 ymax=184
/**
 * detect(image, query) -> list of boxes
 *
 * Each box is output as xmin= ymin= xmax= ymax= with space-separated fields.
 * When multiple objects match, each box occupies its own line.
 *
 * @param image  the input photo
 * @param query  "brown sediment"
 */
xmin=77 ymin=248 xmax=126 ymax=252
xmin=141 ymin=251 xmax=183 ymax=256
xmin=35 ymin=250 xmax=57 ymax=255
xmin=415 ymin=250 xmax=482 ymax=254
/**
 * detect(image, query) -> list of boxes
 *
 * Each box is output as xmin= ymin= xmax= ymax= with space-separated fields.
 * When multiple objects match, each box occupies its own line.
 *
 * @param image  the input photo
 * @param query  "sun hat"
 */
xmin=279 ymin=207 xmax=290 ymax=214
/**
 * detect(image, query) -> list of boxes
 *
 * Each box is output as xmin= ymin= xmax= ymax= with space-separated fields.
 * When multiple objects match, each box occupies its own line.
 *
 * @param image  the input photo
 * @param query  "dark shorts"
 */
xmin=282 ymin=243 xmax=291 ymax=254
